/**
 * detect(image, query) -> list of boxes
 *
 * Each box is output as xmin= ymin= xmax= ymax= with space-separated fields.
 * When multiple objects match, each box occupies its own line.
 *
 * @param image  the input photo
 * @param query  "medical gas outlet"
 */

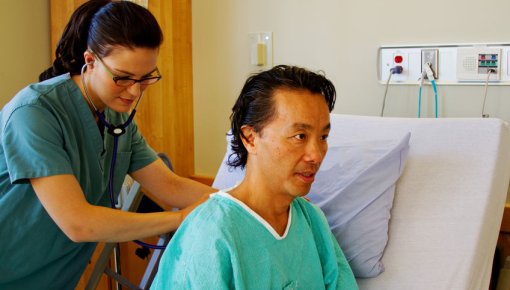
xmin=421 ymin=49 xmax=438 ymax=79
xmin=382 ymin=51 xmax=408 ymax=81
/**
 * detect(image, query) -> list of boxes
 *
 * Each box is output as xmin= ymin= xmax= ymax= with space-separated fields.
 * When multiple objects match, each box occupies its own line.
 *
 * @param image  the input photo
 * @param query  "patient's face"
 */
xmin=253 ymin=88 xmax=330 ymax=201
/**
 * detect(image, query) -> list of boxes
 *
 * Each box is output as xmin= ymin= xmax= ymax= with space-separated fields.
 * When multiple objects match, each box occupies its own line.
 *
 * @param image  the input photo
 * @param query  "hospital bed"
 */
xmin=212 ymin=114 xmax=510 ymax=290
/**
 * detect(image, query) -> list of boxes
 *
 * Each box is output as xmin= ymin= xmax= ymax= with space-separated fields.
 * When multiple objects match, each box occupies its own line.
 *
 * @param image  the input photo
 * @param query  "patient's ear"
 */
xmin=240 ymin=125 xmax=257 ymax=154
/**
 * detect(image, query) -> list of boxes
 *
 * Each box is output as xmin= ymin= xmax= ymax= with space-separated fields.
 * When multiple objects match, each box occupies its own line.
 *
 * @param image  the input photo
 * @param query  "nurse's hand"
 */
xmin=178 ymin=193 xmax=210 ymax=224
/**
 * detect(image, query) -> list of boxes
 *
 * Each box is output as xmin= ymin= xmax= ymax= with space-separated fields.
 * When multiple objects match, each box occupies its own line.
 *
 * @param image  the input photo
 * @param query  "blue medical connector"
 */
xmin=390 ymin=65 xmax=403 ymax=74
xmin=381 ymin=66 xmax=404 ymax=117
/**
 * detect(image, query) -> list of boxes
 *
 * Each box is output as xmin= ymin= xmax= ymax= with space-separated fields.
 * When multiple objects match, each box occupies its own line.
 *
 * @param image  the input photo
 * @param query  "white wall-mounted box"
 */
xmin=249 ymin=32 xmax=273 ymax=70
xmin=378 ymin=43 xmax=510 ymax=85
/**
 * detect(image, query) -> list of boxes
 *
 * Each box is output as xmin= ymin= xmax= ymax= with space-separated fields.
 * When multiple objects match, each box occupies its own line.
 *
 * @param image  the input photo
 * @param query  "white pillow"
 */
xmin=212 ymin=132 xmax=411 ymax=278
xmin=307 ymin=132 xmax=411 ymax=278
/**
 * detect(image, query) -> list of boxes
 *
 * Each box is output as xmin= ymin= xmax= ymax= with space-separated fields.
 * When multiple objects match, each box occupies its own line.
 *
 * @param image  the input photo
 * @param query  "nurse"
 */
xmin=0 ymin=1 xmax=213 ymax=289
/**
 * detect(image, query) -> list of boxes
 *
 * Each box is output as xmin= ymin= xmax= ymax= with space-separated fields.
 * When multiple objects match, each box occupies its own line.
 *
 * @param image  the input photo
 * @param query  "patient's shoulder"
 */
xmin=184 ymin=192 xmax=232 ymax=221
xmin=177 ymin=192 xmax=242 ymax=235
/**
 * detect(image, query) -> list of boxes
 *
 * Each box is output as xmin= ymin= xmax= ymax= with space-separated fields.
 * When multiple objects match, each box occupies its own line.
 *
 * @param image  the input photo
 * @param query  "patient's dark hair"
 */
xmin=39 ymin=0 xmax=163 ymax=81
xmin=228 ymin=65 xmax=336 ymax=169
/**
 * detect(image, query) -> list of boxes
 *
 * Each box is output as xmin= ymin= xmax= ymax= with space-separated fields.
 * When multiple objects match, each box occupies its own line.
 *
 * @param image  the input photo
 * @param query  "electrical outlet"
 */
xmin=421 ymin=49 xmax=438 ymax=79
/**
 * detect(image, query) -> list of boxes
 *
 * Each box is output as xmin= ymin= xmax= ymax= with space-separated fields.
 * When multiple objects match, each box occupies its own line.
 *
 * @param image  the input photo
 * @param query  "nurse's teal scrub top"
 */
xmin=0 ymin=74 xmax=158 ymax=289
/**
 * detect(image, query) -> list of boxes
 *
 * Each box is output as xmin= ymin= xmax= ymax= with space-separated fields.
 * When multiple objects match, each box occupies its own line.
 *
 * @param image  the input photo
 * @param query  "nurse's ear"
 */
xmin=83 ymin=50 xmax=96 ymax=68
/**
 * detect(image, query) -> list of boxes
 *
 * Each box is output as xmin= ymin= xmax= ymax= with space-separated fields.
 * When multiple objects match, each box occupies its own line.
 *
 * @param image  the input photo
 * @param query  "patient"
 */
xmin=151 ymin=65 xmax=358 ymax=289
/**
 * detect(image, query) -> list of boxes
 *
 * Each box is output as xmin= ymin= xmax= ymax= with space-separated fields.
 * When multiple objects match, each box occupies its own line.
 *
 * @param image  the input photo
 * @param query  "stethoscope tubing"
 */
xmin=81 ymin=64 xmax=166 ymax=250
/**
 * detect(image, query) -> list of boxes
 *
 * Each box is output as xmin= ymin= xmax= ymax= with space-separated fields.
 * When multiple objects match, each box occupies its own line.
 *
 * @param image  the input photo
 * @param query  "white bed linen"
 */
xmin=328 ymin=115 xmax=510 ymax=290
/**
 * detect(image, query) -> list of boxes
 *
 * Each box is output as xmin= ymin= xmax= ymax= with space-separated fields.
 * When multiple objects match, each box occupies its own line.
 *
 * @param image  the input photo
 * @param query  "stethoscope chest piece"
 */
xmin=108 ymin=126 xmax=126 ymax=137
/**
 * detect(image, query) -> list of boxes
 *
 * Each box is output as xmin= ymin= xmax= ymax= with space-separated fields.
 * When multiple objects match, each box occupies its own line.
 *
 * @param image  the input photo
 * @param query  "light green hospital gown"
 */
xmin=0 ymin=74 xmax=158 ymax=289
xmin=151 ymin=191 xmax=358 ymax=290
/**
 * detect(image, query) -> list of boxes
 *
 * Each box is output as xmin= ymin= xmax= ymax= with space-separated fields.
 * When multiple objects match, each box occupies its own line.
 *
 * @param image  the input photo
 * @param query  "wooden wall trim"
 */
xmin=189 ymin=175 xmax=214 ymax=186
xmin=50 ymin=0 xmax=88 ymax=61
xmin=137 ymin=0 xmax=194 ymax=177
xmin=500 ymin=205 xmax=510 ymax=233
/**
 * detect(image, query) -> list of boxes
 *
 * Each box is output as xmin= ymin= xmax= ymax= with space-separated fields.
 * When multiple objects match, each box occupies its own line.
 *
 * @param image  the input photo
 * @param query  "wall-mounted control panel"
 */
xmin=456 ymin=48 xmax=500 ymax=81
xmin=378 ymin=43 xmax=510 ymax=85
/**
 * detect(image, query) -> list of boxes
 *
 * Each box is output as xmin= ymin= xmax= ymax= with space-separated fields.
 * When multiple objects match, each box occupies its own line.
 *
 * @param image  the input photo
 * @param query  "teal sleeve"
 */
xmin=151 ymin=204 xmax=234 ymax=289
xmin=2 ymin=105 xmax=72 ymax=183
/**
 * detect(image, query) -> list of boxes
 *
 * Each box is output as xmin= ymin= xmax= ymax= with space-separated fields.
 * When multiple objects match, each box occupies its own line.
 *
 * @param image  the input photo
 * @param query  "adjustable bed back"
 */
xmin=213 ymin=114 xmax=510 ymax=290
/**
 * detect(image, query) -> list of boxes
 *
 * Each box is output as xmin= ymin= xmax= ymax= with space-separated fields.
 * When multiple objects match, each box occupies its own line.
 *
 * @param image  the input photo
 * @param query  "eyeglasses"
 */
xmin=90 ymin=51 xmax=162 ymax=87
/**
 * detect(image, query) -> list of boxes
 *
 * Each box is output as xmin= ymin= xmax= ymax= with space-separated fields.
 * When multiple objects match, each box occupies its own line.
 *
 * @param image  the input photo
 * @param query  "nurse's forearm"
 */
xmin=68 ymin=205 xmax=183 ymax=243
xmin=31 ymin=174 xmax=187 ymax=243
xmin=72 ymin=193 xmax=209 ymax=243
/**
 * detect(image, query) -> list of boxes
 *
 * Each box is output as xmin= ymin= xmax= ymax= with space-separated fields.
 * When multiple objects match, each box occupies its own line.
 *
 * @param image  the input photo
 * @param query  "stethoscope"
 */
xmin=81 ymin=63 xmax=166 ymax=250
